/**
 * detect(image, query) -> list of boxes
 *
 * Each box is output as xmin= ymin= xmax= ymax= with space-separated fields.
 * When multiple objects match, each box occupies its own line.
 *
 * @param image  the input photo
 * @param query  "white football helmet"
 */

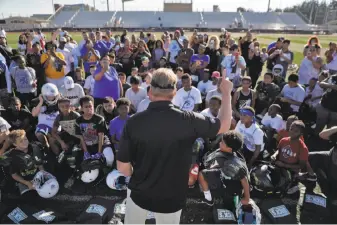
xmin=33 ymin=171 xmax=59 ymax=198
xmin=41 ymin=83 xmax=59 ymax=106
xmin=106 ymin=170 xmax=130 ymax=190
xmin=81 ymin=169 xmax=99 ymax=183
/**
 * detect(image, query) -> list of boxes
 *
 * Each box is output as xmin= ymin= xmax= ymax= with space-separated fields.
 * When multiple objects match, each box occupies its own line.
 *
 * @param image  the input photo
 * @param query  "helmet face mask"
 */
xmin=33 ymin=171 xmax=59 ymax=198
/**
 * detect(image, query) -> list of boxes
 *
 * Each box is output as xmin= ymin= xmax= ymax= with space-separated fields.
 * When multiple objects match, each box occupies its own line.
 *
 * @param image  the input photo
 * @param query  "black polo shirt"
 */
xmin=117 ymin=101 xmax=220 ymax=213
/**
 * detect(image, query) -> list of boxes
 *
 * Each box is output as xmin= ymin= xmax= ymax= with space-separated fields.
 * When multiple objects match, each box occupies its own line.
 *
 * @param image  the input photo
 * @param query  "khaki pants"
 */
xmin=125 ymin=189 xmax=182 ymax=224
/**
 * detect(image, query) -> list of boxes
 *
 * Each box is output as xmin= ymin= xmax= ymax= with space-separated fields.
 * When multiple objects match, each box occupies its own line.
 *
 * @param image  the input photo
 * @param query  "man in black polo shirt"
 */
xmin=117 ymin=68 xmax=233 ymax=224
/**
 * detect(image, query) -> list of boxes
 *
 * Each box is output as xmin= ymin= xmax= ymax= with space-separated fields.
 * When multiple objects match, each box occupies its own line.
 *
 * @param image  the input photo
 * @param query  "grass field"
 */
xmin=4 ymin=32 xmax=336 ymax=66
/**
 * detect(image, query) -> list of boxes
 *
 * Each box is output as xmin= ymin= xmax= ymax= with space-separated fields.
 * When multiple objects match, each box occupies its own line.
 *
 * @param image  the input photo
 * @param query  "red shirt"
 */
xmin=277 ymin=137 xmax=308 ymax=165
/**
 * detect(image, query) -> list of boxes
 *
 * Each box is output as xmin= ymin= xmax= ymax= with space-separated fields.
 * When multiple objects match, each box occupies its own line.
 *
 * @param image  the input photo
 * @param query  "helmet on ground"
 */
xmin=106 ymin=170 xmax=129 ymax=190
xmin=81 ymin=169 xmax=99 ymax=183
xmin=33 ymin=171 xmax=59 ymax=198
xmin=250 ymin=164 xmax=274 ymax=192
xmin=41 ymin=83 xmax=59 ymax=106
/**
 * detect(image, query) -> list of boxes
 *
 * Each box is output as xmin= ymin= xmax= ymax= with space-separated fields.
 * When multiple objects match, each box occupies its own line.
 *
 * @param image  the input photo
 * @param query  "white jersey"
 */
xmin=59 ymin=84 xmax=85 ymax=107
xmin=38 ymin=105 xmax=59 ymax=129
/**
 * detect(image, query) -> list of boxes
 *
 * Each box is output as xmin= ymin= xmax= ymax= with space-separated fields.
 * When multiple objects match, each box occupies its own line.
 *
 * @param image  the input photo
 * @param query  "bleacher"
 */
xmin=241 ymin=12 xmax=286 ymax=29
xmin=49 ymin=8 xmax=310 ymax=31
xmin=202 ymin=12 xmax=241 ymax=28
xmin=156 ymin=12 xmax=202 ymax=28
xmin=52 ymin=11 xmax=76 ymax=27
xmin=277 ymin=12 xmax=309 ymax=30
xmin=115 ymin=11 xmax=160 ymax=28
xmin=72 ymin=11 xmax=115 ymax=28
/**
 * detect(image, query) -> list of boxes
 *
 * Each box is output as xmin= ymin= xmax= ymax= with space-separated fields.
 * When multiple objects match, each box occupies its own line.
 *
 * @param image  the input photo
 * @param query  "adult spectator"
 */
xmin=298 ymin=45 xmax=322 ymax=85
xmin=0 ymin=33 xmax=13 ymax=67
xmin=267 ymin=38 xmax=283 ymax=71
xmin=26 ymin=42 xmax=44 ymax=93
xmin=168 ymin=30 xmax=183 ymax=70
xmin=176 ymin=39 xmax=194 ymax=73
xmin=108 ymin=52 xmax=123 ymax=73
xmin=17 ymin=34 xmax=27 ymax=56
xmin=117 ymin=68 xmax=232 ymax=224
xmin=190 ymin=44 xmax=210 ymax=81
xmin=57 ymin=37 xmax=75 ymax=78
xmin=89 ymin=31 xmax=112 ymax=57
xmin=121 ymin=29 xmax=128 ymax=44
xmin=81 ymin=40 xmax=100 ymax=77
xmin=117 ymin=37 xmax=134 ymax=75
xmin=152 ymin=39 xmax=166 ymax=68
xmin=133 ymin=40 xmax=151 ymax=69
xmin=172 ymin=74 xmax=202 ymax=112
xmin=248 ymin=41 xmax=264 ymax=88
xmin=205 ymin=36 xmax=220 ymax=74
xmin=41 ymin=42 xmax=67 ymax=89
xmin=221 ymin=44 xmax=246 ymax=88
xmin=93 ymin=55 xmax=122 ymax=107
xmin=275 ymin=40 xmax=293 ymax=78
xmin=239 ymin=31 xmax=253 ymax=75
xmin=303 ymin=36 xmax=321 ymax=57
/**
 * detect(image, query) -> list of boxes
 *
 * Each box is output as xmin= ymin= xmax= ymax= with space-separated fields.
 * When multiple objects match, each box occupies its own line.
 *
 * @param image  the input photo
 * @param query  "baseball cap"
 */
xmin=211 ymin=71 xmax=221 ymax=78
xmin=64 ymin=76 xmax=75 ymax=89
xmin=59 ymin=37 xmax=67 ymax=43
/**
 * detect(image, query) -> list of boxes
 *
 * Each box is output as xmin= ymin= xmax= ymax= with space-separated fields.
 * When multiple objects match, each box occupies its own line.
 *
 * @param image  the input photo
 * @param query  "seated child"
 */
xmin=198 ymin=131 xmax=250 ymax=206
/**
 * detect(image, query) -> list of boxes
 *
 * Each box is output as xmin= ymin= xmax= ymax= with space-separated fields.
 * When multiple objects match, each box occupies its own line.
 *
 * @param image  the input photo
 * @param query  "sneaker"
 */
xmin=201 ymin=198 xmax=214 ymax=206
xmin=287 ymin=185 xmax=299 ymax=195
xmin=298 ymin=172 xmax=317 ymax=182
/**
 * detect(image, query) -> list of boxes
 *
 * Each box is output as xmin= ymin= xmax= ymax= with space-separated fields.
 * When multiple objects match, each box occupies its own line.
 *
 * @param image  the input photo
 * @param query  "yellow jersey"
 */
xmin=41 ymin=52 xmax=65 ymax=79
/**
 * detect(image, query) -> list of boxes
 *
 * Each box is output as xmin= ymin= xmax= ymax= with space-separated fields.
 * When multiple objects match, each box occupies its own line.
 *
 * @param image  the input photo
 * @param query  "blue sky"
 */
xmin=0 ymin=0 xmax=320 ymax=18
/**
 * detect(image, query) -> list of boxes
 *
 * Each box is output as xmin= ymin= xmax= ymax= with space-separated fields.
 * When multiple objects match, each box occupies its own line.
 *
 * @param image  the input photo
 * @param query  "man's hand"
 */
xmin=275 ymin=160 xmax=285 ymax=167
xmin=280 ymin=97 xmax=288 ymax=103
xmin=219 ymin=69 xmax=233 ymax=95
xmin=271 ymin=154 xmax=277 ymax=162
xmin=241 ymin=198 xmax=250 ymax=206
xmin=26 ymin=181 xmax=35 ymax=190
xmin=60 ymin=141 xmax=68 ymax=151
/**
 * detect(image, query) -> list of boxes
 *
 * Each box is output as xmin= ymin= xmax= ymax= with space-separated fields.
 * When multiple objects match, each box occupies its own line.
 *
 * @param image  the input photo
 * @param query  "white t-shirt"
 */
xmin=168 ymin=40 xmax=181 ymax=63
xmin=84 ymin=75 xmax=95 ymax=95
xmin=201 ymin=108 xmax=216 ymax=118
xmin=281 ymin=84 xmax=306 ymax=112
xmin=261 ymin=113 xmax=284 ymax=132
xmin=172 ymin=86 xmax=202 ymax=111
xmin=197 ymin=80 xmax=214 ymax=95
xmin=235 ymin=121 xmax=265 ymax=152
xmin=59 ymin=84 xmax=85 ymax=107
xmin=137 ymin=96 xmax=151 ymax=113
xmin=140 ymin=82 xmax=150 ymax=90
xmin=326 ymin=53 xmax=337 ymax=71
xmin=305 ymin=84 xmax=324 ymax=108
xmin=56 ymin=48 xmax=74 ymax=75
xmin=221 ymin=54 xmax=246 ymax=80
xmin=125 ymin=87 xmax=147 ymax=109
xmin=298 ymin=57 xmax=320 ymax=85
xmin=205 ymin=89 xmax=222 ymax=103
